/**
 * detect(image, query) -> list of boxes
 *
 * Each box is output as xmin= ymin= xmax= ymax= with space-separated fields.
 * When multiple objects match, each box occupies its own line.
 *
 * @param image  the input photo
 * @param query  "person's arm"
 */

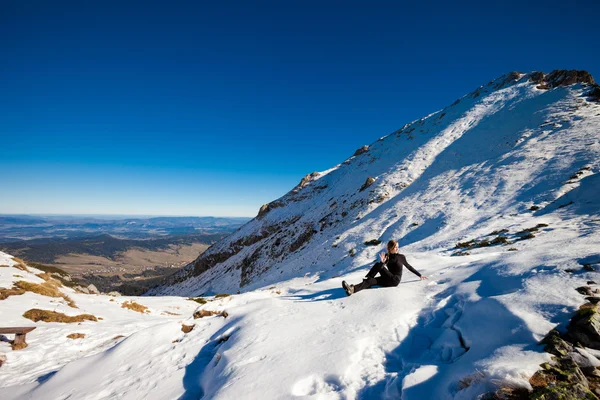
xmin=401 ymin=255 xmax=427 ymax=279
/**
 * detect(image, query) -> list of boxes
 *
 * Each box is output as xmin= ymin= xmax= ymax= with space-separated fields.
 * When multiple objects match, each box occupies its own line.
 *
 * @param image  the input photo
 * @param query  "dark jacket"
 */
xmin=385 ymin=253 xmax=421 ymax=280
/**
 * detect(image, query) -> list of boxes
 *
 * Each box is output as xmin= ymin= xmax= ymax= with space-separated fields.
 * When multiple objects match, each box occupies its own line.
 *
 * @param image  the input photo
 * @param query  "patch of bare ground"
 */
xmin=66 ymin=333 xmax=85 ymax=339
xmin=23 ymin=309 xmax=97 ymax=323
xmin=193 ymin=309 xmax=228 ymax=319
xmin=121 ymin=301 xmax=149 ymax=313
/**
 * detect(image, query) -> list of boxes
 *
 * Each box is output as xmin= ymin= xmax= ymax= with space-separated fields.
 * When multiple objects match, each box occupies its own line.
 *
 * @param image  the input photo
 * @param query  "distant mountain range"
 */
xmin=0 ymin=215 xmax=251 ymax=241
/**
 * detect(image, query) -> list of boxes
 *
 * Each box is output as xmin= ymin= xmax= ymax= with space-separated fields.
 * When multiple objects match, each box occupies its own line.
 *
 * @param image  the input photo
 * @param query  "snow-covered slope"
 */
xmin=2 ymin=70 xmax=600 ymax=399
xmin=150 ymin=70 xmax=600 ymax=296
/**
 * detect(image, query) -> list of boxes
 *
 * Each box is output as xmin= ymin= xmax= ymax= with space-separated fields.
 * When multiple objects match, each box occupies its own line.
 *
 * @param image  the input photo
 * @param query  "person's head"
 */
xmin=387 ymin=240 xmax=399 ymax=254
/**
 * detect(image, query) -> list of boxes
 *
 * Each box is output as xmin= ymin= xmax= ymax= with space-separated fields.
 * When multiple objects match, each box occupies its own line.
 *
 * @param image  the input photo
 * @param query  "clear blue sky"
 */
xmin=1 ymin=0 xmax=598 ymax=217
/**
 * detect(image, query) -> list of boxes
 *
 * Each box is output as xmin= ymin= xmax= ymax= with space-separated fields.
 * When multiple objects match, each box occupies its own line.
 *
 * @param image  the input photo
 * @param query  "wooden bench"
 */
xmin=0 ymin=327 xmax=36 ymax=350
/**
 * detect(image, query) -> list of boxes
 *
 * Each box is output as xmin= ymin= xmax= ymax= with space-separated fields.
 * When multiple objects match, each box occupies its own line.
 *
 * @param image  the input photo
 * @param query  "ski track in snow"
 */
xmin=1 ymin=72 xmax=600 ymax=399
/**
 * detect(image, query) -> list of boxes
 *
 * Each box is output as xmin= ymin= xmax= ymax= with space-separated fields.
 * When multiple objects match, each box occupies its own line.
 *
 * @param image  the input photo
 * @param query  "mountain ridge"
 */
xmin=148 ymin=69 xmax=600 ymax=296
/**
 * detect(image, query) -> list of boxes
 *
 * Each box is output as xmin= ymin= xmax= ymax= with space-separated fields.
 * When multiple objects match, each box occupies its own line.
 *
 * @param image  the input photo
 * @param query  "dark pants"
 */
xmin=353 ymin=262 xmax=401 ymax=293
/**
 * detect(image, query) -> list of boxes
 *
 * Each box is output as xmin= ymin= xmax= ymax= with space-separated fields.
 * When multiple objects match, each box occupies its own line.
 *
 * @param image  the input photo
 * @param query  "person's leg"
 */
xmin=376 ymin=266 xmax=401 ymax=287
xmin=352 ymin=277 xmax=378 ymax=293
xmin=365 ymin=262 xmax=385 ymax=279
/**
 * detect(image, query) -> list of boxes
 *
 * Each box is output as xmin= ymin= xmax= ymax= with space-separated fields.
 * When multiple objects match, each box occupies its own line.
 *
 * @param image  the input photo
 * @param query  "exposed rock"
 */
xmin=86 ymin=284 xmax=99 ymax=294
xmin=107 ymin=291 xmax=121 ymax=297
xmin=589 ymin=85 xmax=600 ymax=102
xmin=360 ymin=177 xmax=375 ymax=192
xmin=541 ymin=357 xmax=590 ymax=388
xmin=529 ymin=382 xmax=597 ymax=400
xmin=529 ymin=71 xmax=546 ymax=84
xmin=587 ymin=297 xmax=600 ymax=305
xmin=77 ymin=286 xmax=90 ymax=294
xmin=292 ymin=172 xmax=320 ymax=194
xmin=364 ymin=239 xmax=381 ymax=246
xmin=567 ymin=306 xmax=600 ymax=349
xmin=542 ymin=329 xmax=574 ymax=357
xmin=289 ymin=226 xmax=317 ymax=253
xmin=571 ymin=348 xmax=600 ymax=375
xmin=0 ymin=354 xmax=5 ymax=367
xmin=585 ymin=265 xmax=596 ymax=272
xmin=579 ymin=287 xmax=596 ymax=296
xmin=545 ymin=70 xmax=596 ymax=88
xmin=353 ymin=145 xmax=369 ymax=157
xmin=257 ymin=200 xmax=285 ymax=218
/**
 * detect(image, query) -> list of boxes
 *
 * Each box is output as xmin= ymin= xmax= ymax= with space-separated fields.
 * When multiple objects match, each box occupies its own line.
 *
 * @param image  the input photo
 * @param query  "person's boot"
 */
xmin=342 ymin=280 xmax=354 ymax=296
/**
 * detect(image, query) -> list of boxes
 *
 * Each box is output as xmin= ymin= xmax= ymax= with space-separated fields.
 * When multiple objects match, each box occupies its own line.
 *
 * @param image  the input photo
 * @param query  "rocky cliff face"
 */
xmin=148 ymin=70 xmax=600 ymax=296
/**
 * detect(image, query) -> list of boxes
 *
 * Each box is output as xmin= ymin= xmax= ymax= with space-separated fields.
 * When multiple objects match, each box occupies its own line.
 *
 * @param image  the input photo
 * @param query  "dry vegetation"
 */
xmin=11 ymin=257 xmax=30 ymax=272
xmin=66 ymin=333 xmax=86 ymax=339
xmin=187 ymin=297 xmax=207 ymax=304
xmin=23 ymin=308 xmax=97 ymax=323
xmin=181 ymin=324 xmax=194 ymax=333
xmin=0 ymin=287 xmax=26 ymax=300
xmin=14 ymin=280 xmax=77 ymax=308
xmin=121 ymin=300 xmax=149 ymax=313
xmin=193 ymin=309 xmax=228 ymax=319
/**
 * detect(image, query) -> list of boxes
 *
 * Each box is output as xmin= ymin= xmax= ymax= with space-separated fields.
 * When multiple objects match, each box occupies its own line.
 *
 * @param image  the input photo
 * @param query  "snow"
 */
xmin=1 ymin=72 xmax=599 ymax=399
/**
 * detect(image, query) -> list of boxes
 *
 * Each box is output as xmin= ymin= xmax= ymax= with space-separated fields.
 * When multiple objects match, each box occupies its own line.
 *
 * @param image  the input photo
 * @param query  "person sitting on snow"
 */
xmin=342 ymin=240 xmax=427 ymax=296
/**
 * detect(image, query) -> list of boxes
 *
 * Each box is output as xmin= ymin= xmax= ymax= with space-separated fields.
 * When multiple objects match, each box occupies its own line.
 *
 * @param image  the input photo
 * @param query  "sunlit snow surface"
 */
xmin=1 ymin=74 xmax=599 ymax=399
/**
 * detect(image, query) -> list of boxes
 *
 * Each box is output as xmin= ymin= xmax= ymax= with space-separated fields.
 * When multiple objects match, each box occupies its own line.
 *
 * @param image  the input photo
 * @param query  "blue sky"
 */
xmin=1 ymin=0 xmax=599 ymax=217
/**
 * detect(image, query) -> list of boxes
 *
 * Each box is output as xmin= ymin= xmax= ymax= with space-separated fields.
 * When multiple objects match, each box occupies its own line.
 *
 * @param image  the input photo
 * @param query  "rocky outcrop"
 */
xmin=360 ymin=177 xmax=375 ymax=192
xmin=87 ymin=284 xmax=99 ymax=294
xmin=589 ymin=85 xmax=600 ymax=102
xmin=527 ymin=295 xmax=600 ymax=399
xmin=293 ymin=172 xmax=320 ymax=193
xmin=353 ymin=145 xmax=369 ymax=157
xmin=567 ymin=306 xmax=600 ymax=349
xmin=257 ymin=200 xmax=285 ymax=219
xmin=527 ymin=70 xmax=596 ymax=91
xmin=545 ymin=70 xmax=595 ymax=87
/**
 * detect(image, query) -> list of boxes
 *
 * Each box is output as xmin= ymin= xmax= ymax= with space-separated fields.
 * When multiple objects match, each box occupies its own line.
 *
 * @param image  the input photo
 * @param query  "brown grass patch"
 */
xmin=11 ymin=257 xmax=30 ymax=272
xmin=14 ymin=280 xmax=77 ymax=308
xmin=193 ymin=309 xmax=228 ymax=319
xmin=67 ymin=333 xmax=86 ymax=339
xmin=181 ymin=324 xmax=195 ymax=333
xmin=458 ymin=370 xmax=486 ymax=390
xmin=23 ymin=308 xmax=97 ymax=323
xmin=121 ymin=301 xmax=149 ymax=313
xmin=0 ymin=264 xmax=9 ymax=268
xmin=214 ymin=293 xmax=230 ymax=299
xmin=187 ymin=297 xmax=207 ymax=304
xmin=113 ymin=335 xmax=126 ymax=340
xmin=0 ymin=287 xmax=26 ymax=300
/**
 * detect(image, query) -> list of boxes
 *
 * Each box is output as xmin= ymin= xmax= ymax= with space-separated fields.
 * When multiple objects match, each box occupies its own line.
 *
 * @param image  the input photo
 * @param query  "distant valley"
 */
xmin=0 ymin=215 xmax=250 ymax=294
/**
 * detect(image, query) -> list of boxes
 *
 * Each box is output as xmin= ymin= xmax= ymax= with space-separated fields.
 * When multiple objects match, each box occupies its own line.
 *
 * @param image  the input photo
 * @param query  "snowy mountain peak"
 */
xmin=149 ymin=69 xmax=599 ymax=297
